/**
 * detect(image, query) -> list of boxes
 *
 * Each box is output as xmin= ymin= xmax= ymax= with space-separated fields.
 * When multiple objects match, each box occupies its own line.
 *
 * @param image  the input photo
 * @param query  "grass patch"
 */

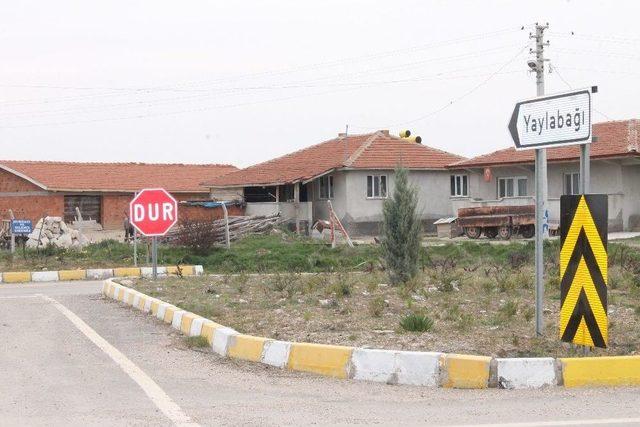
xmin=184 ymin=335 xmax=209 ymax=348
xmin=400 ymin=312 xmax=434 ymax=332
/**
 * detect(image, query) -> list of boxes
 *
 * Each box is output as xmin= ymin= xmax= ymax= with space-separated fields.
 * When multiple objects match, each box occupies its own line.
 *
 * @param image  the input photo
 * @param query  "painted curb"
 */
xmin=441 ymin=354 xmax=492 ymax=389
xmin=560 ymin=356 xmax=640 ymax=387
xmin=495 ymin=357 xmax=557 ymax=389
xmin=31 ymin=271 xmax=60 ymax=282
xmin=0 ymin=265 xmax=202 ymax=284
xmin=261 ymin=340 xmax=292 ymax=369
xmin=102 ymin=279 xmax=640 ymax=390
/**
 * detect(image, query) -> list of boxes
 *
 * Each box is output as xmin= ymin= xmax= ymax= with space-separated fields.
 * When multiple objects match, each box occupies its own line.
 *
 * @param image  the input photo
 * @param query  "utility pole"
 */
xmin=531 ymin=22 xmax=549 ymax=336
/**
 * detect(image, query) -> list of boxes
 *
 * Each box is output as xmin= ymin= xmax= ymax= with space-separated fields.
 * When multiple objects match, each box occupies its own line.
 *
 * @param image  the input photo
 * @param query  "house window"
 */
xmin=367 ymin=175 xmax=387 ymax=198
xmin=318 ymin=175 xmax=334 ymax=199
xmin=497 ymin=177 xmax=527 ymax=198
xmin=450 ymin=174 xmax=468 ymax=197
xmin=564 ymin=172 xmax=580 ymax=195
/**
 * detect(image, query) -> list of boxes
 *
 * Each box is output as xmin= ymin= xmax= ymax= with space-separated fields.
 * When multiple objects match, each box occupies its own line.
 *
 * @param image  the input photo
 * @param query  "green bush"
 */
xmin=381 ymin=167 xmax=422 ymax=286
xmin=400 ymin=312 xmax=434 ymax=332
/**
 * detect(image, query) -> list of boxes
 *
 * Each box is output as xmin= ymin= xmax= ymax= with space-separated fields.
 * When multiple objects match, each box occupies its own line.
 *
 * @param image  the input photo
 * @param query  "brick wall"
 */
xmin=0 ymin=194 xmax=64 ymax=224
xmin=0 ymin=168 xmax=65 ymax=223
xmin=101 ymin=192 xmax=212 ymax=230
xmin=0 ymin=168 xmax=43 ymax=192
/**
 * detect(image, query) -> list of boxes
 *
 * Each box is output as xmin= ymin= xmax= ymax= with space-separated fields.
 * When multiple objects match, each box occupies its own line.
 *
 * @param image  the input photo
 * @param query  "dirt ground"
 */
xmin=124 ymin=265 xmax=640 ymax=358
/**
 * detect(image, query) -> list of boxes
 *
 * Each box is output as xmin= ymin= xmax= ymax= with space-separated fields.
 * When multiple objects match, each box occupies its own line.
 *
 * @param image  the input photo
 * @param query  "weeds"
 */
xmin=400 ymin=312 xmax=434 ymax=332
xmin=184 ymin=335 xmax=209 ymax=348
xmin=368 ymin=296 xmax=385 ymax=317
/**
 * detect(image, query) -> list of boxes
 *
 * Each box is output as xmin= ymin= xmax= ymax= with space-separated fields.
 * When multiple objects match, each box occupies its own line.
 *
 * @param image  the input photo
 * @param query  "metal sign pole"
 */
xmin=152 ymin=236 xmax=158 ymax=280
xmin=580 ymin=144 xmax=590 ymax=194
xmin=533 ymin=23 xmax=549 ymax=337
xmin=133 ymin=230 xmax=138 ymax=266
xmin=10 ymin=228 xmax=15 ymax=254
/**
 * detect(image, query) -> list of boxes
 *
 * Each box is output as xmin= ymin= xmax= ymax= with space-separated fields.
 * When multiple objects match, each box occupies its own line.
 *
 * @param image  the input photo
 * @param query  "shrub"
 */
xmin=381 ymin=167 xmax=422 ymax=286
xmin=174 ymin=220 xmax=220 ymax=254
xmin=400 ymin=312 xmax=434 ymax=332
xmin=368 ymin=296 xmax=385 ymax=317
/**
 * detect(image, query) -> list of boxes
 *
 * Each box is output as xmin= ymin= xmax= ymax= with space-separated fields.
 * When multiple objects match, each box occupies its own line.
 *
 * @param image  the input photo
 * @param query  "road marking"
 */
xmin=0 ymin=295 xmax=41 ymax=299
xmin=448 ymin=417 xmax=640 ymax=427
xmin=39 ymin=294 xmax=200 ymax=427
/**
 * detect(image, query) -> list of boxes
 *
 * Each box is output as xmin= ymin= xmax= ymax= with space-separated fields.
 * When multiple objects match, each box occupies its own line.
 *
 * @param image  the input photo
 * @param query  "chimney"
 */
xmin=379 ymin=129 xmax=390 ymax=136
xmin=629 ymin=119 xmax=639 ymax=153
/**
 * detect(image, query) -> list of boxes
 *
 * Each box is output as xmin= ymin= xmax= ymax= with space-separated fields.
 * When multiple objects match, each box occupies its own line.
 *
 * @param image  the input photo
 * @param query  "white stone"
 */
xmin=351 ymin=349 xmax=442 ymax=386
xmin=261 ymin=340 xmax=292 ymax=369
xmin=189 ymin=317 xmax=206 ymax=337
xmin=86 ymin=269 xmax=114 ymax=280
xmin=394 ymin=351 xmax=442 ymax=386
xmin=31 ymin=271 xmax=59 ymax=282
xmin=194 ymin=265 xmax=204 ymax=276
xmin=496 ymin=357 xmax=557 ymax=389
xmin=132 ymin=293 xmax=141 ymax=308
xmin=156 ymin=303 xmax=171 ymax=321
xmin=141 ymin=267 xmax=167 ymax=278
xmin=351 ymin=349 xmax=397 ymax=383
xmin=212 ymin=327 xmax=239 ymax=356
xmin=171 ymin=310 xmax=186 ymax=330
xmin=143 ymin=298 xmax=153 ymax=313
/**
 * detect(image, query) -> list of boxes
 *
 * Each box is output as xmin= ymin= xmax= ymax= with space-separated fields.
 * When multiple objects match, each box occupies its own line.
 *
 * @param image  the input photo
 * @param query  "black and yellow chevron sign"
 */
xmin=559 ymin=194 xmax=608 ymax=348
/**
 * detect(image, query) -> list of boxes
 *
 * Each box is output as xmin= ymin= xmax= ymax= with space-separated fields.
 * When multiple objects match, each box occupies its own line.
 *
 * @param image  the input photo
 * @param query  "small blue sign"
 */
xmin=11 ymin=219 xmax=33 ymax=235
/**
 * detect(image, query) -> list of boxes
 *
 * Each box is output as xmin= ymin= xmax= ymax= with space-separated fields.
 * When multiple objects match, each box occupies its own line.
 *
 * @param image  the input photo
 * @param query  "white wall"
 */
xmin=455 ymin=159 xmax=636 ymax=231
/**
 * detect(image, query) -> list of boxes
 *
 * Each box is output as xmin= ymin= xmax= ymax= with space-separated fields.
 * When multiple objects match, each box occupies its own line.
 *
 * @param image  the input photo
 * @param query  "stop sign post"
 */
xmin=129 ymin=188 xmax=178 ymax=279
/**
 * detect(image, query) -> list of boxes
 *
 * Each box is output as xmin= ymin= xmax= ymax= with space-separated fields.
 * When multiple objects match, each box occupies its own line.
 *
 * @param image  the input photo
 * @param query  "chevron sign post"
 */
xmin=559 ymin=194 xmax=608 ymax=348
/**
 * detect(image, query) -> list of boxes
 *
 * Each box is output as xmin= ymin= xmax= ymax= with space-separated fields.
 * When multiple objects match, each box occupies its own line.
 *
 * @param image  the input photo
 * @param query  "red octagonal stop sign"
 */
xmin=129 ymin=188 xmax=178 ymax=236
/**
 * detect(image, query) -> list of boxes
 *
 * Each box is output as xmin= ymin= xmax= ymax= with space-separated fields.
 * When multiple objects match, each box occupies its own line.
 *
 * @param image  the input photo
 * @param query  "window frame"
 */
xmin=564 ymin=172 xmax=580 ymax=196
xmin=497 ymin=176 xmax=528 ymax=198
xmin=366 ymin=174 xmax=388 ymax=199
xmin=318 ymin=175 xmax=334 ymax=200
xmin=450 ymin=174 xmax=469 ymax=197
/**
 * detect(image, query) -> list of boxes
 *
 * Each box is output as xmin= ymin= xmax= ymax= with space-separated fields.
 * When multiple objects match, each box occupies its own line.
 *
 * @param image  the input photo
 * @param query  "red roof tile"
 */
xmin=451 ymin=119 xmax=640 ymax=168
xmin=0 ymin=161 xmax=237 ymax=193
xmin=205 ymin=131 xmax=466 ymax=187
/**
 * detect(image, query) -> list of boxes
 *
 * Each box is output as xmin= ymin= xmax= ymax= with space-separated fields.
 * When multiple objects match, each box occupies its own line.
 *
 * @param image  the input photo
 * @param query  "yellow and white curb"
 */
xmin=0 ymin=265 xmax=203 ymax=283
xmin=103 ymin=279 xmax=640 ymax=390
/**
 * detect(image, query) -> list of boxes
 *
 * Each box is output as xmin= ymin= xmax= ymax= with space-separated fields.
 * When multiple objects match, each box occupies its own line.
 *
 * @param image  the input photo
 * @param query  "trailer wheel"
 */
xmin=521 ymin=225 xmax=535 ymax=239
xmin=464 ymin=227 xmax=481 ymax=239
xmin=483 ymin=227 xmax=498 ymax=239
xmin=498 ymin=226 xmax=512 ymax=240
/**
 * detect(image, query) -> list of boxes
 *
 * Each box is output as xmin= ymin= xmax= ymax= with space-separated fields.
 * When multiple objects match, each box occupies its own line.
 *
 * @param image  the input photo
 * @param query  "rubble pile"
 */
xmin=26 ymin=216 xmax=90 ymax=249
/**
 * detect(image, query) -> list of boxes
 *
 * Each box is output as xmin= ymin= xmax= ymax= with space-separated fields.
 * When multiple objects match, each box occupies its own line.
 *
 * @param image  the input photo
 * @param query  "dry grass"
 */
xmin=126 ymin=261 xmax=640 ymax=358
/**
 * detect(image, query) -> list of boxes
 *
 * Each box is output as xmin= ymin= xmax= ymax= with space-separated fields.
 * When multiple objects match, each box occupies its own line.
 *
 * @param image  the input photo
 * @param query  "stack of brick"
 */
xmin=26 ymin=216 xmax=90 ymax=249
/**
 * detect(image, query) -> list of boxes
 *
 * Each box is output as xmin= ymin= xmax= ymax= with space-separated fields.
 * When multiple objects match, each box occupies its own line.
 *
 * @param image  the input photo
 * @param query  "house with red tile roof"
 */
xmin=447 ymin=119 xmax=640 ymax=232
xmin=204 ymin=130 xmax=465 ymax=235
xmin=0 ymin=161 xmax=237 ymax=230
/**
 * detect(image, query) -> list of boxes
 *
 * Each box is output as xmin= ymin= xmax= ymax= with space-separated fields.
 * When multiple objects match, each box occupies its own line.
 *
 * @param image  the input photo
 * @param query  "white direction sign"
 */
xmin=508 ymin=88 xmax=593 ymax=150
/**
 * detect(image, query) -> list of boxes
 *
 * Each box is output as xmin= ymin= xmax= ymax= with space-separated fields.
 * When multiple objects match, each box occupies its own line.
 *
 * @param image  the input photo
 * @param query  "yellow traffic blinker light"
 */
xmin=399 ymin=130 xmax=421 ymax=144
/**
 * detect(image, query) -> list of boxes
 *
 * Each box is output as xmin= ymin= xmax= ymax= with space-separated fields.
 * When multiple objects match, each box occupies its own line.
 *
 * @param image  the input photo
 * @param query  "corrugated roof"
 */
xmin=205 ymin=131 xmax=466 ymax=187
xmin=0 ymin=161 xmax=237 ymax=193
xmin=451 ymin=119 xmax=640 ymax=168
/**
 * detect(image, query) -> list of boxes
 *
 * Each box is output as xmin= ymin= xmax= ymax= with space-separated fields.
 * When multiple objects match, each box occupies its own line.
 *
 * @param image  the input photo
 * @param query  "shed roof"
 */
xmin=0 ymin=160 xmax=237 ymax=193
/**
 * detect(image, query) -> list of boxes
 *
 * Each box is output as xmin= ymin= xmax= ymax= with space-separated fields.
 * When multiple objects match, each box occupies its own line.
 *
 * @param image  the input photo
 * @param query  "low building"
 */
xmin=0 ymin=161 xmax=237 ymax=230
xmin=448 ymin=119 xmax=640 ymax=231
xmin=203 ymin=130 xmax=465 ymax=236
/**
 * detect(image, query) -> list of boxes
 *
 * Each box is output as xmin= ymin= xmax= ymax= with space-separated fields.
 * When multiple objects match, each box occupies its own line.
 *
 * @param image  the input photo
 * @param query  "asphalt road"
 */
xmin=1 ymin=281 xmax=639 ymax=426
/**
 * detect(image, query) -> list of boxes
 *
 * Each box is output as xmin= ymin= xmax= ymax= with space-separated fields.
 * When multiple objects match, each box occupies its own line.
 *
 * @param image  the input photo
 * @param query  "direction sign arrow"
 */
xmin=508 ymin=88 xmax=593 ymax=150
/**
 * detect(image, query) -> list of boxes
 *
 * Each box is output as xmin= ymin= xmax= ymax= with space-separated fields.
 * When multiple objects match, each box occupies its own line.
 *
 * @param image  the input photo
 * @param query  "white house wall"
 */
xmin=336 ymin=169 xmax=454 ymax=235
xmin=454 ymin=159 xmax=635 ymax=231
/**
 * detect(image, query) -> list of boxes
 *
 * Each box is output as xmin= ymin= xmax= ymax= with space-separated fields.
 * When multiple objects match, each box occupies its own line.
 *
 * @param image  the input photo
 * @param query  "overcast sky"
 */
xmin=1 ymin=1 xmax=638 ymax=168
